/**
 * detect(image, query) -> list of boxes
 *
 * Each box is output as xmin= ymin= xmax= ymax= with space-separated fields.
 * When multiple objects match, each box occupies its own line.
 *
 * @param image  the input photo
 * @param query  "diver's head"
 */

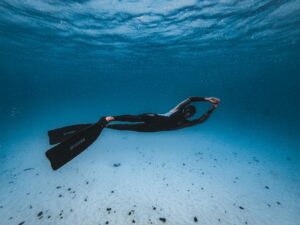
xmin=183 ymin=105 xmax=196 ymax=118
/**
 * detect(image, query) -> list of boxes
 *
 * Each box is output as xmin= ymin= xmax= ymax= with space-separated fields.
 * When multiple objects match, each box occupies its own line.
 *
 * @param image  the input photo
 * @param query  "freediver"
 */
xmin=46 ymin=96 xmax=220 ymax=170
xmin=104 ymin=96 xmax=220 ymax=132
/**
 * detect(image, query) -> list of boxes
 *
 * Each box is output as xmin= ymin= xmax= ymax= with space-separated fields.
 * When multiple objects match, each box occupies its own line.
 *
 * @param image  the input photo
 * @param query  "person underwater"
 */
xmin=104 ymin=96 xmax=220 ymax=132
xmin=45 ymin=96 xmax=221 ymax=170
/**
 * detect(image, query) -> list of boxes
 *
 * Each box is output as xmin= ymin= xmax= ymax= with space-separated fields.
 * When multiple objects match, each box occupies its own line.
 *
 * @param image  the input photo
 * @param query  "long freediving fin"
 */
xmin=48 ymin=124 xmax=92 ymax=145
xmin=45 ymin=119 xmax=107 ymax=170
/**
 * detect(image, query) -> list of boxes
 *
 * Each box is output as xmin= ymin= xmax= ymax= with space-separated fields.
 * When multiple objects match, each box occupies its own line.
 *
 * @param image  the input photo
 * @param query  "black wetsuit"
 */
xmin=106 ymin=97 xmax=216 ymax=132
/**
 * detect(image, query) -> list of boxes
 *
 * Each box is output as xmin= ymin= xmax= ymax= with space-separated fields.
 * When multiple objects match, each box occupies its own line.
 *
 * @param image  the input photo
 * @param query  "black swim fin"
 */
xmin=48 ymin=124 xmax=92 ymax=145
xmin=45 ymin=119 xmax=107 ymax=170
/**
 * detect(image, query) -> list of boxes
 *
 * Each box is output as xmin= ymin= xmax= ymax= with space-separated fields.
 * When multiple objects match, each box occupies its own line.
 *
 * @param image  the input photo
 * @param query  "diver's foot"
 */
xmin=105 ymin=116 xmax=115 ymax=122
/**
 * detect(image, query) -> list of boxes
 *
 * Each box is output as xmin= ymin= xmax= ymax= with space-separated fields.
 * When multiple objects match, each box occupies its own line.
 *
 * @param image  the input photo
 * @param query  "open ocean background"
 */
xmin=0 ymin=1 xmax=299 ymax=225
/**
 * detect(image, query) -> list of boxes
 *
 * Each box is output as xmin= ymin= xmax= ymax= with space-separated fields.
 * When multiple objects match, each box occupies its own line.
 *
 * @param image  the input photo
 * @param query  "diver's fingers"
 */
xmin=205 ymin=97 xmax=220 ymax=104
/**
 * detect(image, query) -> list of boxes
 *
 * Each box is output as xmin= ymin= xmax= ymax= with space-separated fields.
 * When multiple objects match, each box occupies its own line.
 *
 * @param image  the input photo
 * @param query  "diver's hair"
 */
xmin=184 ymin=105 xmax=196 ymax=115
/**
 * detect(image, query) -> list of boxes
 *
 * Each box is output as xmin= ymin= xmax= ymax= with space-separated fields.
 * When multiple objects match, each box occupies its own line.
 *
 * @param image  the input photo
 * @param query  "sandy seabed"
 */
xmin=0 ymin=124 xmax=299 ymax=225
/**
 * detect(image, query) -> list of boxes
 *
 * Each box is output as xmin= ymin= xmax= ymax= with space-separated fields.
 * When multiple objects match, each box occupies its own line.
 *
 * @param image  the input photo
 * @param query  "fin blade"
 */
xmin=46 ymin=123 xmax=104 ymax=170
xmin=48 ymin=124 xmax=92 ymax=145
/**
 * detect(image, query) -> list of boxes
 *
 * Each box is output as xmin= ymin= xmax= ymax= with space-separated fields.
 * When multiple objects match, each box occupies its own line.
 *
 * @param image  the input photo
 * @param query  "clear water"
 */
xmin=0 ymin=1 xmax=299 ymax=225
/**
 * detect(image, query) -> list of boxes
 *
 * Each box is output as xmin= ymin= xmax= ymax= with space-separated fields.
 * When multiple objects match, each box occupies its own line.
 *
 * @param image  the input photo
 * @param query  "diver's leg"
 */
xmin=113 ymin=113 xmax=155 ymax=123
xmin=106 ymin=123 xmax=158 ymax=132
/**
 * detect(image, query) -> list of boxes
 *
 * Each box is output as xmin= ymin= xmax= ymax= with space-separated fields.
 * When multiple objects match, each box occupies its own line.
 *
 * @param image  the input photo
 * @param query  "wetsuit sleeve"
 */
xmin=183 ymin=105 xmax=216 ymax=127
xmin=189 ymin=96 xmax=206 ymax=102
xmin=170 ymin=96 xmax=206 ymax=112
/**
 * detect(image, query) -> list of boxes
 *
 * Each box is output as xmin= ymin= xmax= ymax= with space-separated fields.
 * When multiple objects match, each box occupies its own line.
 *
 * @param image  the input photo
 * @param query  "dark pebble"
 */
xmin=113 ymin=163 xmax=121 ymax=167
xmin=132 ymin=220 xmax=136 ymax=223
xmin=18 ymin=221 xmax=25 ymax=225
xmin=37 ymin=211 xmax=43 ymax=217
xmin=56 ymin=186 xmax=61 ymax=189
xmin=152 ymin=207 xmax=156 ymax=210
xmin=265 ymin=185 xmax=270 ymax=189
xmin=276 ymin=201 xmax=281 ymax=205
xmin=239 ymin=206 xmax=244 ymax=210
xmin=194 ymin=216 xmax=198 ymax=222
xmin=106 ymin=208 xmax=112 ymax=211
xmin=159 ymin=218 xmax=166 ymax=223
xmin=105 ymin=221 xmax=109 ymax=224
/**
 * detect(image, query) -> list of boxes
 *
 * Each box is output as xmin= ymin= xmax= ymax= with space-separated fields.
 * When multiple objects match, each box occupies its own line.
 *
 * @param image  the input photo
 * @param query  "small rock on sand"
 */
xmin=159 ymin=218 xmax=166 ymax=223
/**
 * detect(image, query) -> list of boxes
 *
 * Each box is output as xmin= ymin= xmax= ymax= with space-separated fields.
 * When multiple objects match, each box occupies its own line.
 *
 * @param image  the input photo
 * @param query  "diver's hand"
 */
xmin=205 ymin=97 xmax=221 ymax=106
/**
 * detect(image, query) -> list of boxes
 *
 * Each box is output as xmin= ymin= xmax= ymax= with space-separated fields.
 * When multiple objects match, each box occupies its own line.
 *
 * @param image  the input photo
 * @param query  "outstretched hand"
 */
xmin=205 ymin=97 xmax=221 ymax=107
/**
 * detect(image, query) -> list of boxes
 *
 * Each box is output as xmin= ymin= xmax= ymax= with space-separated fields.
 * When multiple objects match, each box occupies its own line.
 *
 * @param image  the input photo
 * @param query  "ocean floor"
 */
xmin=0 ymin=122 xmax=299 ymax=225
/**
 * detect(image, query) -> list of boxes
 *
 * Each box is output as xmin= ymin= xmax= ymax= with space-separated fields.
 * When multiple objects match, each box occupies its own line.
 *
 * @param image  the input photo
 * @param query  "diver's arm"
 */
xmin=169 ymin=96 xmax=206 ymax=113
xmin=184 ymin=103 xmax=218 ymax=127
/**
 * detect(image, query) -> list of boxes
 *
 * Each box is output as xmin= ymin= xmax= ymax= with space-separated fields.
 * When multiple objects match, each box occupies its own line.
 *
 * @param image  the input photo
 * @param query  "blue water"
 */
xmin=0 ymin=1 xmax=300 ymax=225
